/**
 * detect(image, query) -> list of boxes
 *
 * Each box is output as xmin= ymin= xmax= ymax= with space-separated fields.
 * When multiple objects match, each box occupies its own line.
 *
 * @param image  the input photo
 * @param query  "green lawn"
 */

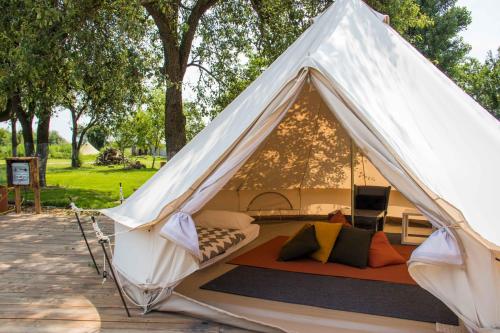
xmin=0 ymin=156 xmax=166 ymax=209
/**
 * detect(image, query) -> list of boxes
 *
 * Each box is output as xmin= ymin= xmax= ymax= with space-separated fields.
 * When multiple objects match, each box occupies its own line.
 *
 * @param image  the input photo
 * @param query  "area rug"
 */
xmin=228 ymin=236 xmax=417 ymax=285
xmin=201 ymin=266 xmax=459 ymax=325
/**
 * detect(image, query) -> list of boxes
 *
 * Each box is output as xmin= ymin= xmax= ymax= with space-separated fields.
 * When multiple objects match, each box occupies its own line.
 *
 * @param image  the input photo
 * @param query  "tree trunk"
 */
xmin=36 ymin=113 xmax=51 ymax=187
xmin=165 ymin=76 xmax=186 ymax=160
xmin=17 ymin=103 xmax=35 ymax=157
xmin=71 ymin=119 xmax=80 ymax=168
xmin=71 ymin=141 xmax=80 ymax=168
xmin=143 ymin=0 xmax=217 ymax=160
xmin=11 ymin=115 xmax=17 ymax=157
xmin=70 ymin=108 xmax=80 ymax=168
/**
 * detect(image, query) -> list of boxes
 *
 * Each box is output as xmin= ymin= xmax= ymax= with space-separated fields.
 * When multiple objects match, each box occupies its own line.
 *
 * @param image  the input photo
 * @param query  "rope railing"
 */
xmin=70 ymin=200 xmax=171 ymax=315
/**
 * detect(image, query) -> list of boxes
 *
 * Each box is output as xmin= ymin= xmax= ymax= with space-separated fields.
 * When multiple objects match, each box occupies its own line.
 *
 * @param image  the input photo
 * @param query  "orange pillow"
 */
xmin=328 ymin=210 xmax=352 ymax=228
xmin=369 ymin=231 xmax=406 ymax=268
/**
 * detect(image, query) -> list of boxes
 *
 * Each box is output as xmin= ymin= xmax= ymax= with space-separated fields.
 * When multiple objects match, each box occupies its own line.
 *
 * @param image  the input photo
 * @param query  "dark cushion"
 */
xmin=279 ymin=225 xmax=320 ymax=261
xmin=355 ymin=194 xmax=386 ymax=211
xmin=328 ymin=227 xmax=373 ymax=268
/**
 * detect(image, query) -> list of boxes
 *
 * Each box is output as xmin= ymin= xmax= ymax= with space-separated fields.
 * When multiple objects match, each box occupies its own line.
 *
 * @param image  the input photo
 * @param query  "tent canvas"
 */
xmin=203 ymin=83 xmax=416 ymax=219
xmin=98 ymin=0 xmax=500 ymax=331
xmin=79 ymin=142 xmax=99 ymax=155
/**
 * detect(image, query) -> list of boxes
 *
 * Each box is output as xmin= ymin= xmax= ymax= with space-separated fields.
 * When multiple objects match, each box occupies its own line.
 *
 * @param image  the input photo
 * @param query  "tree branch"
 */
xmin=77 ymin=117 xmax=98 ymax=150
xmin=187 ymin=61 xmax=219 ymax=82
xmin=179 ymin=0 xmax=219 ymax=75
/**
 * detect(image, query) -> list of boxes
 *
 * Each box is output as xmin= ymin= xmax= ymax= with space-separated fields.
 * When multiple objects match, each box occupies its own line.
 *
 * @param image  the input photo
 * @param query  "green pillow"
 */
xmin=328 ymin=227 xmax=373 ymax=268
xmin=279 ymin=225 xmax=320 ymax=261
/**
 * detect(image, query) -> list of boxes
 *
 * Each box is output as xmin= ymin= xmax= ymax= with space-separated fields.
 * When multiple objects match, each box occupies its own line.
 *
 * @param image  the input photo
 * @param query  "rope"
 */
xmin=70 ymin=203 xmax=130 ymax=239
xmin=71 ymin=202 xmax=172 ymax=310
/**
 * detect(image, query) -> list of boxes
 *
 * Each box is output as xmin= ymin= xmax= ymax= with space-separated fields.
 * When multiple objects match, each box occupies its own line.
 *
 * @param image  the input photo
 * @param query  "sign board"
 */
xmin=5 ymin=157 xmax=41 ymax=214
xmin=11 ymin=162 xmax=30 ymax=186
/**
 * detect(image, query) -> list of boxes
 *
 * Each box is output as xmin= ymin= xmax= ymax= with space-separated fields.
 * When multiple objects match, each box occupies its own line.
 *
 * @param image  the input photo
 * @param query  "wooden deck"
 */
xmin=0 ymin=213 xmax=250 ymax=333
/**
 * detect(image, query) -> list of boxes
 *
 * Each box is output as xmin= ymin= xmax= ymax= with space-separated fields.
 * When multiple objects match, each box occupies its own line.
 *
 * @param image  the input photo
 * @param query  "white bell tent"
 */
xmin=79 ymin=142 xmax=99 ymax=155
xmin=100 ymin=0 xmax=500 ymax=331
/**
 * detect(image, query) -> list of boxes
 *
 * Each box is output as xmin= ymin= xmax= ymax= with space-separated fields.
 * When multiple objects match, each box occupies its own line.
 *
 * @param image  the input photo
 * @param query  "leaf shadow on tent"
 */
xmin=225 ymin=85 xmax=355 ymax=191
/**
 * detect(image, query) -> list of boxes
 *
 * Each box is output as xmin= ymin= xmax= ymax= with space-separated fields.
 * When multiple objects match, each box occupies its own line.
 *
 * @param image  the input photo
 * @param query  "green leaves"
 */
xmin=404 ymin=0 xmax=472 ymax=75
xmin=454 ymin=49 xmax=500 ymax=120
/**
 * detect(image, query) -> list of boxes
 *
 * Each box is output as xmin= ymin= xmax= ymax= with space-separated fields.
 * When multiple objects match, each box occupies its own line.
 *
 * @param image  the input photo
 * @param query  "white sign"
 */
xmin=12 ymin=162 xmax=30 ymax=186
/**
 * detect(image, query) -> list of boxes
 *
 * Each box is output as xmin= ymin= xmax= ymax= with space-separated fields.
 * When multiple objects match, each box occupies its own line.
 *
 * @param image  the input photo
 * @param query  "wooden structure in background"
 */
xmin=5 ymin=157 xmax=41 ymax=214
xmin=0 ymin=186 xmax=8 ymax=213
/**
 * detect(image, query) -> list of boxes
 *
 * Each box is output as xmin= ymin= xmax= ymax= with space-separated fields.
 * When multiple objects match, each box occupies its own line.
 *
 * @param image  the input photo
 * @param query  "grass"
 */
xmin=0 ymin=155 xmax=166 ymax=209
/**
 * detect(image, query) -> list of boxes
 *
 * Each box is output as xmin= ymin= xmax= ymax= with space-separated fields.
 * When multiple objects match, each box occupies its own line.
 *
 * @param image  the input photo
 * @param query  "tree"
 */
xmin=86 ymin=125 xmax=108 ymax=150
xmin=0 ymin=128 xmax=9 ymax=146
xmin=0 ymin=1 xmax=104 ymax=185
xmin=405 ymin=0 xmax=471 ymax=76
xmin=112 ymin=116 xmax=137 ymax=166
xmin=49 ymin=131 xmax=67 ymax=145
xmin=193 ymin=0 xmax=432 ymax=118
xmin=184 ymin=102 xmax=205 ymax=141
xmin=63 ymin=3 xmax=153 ymax=167
xmin=141 ymin=89 xmax=165 ymax=168
xmin=141 ymin=0 xmax=219 ymax=159
xmin=454 ymin=49 xmax=500 ymax=120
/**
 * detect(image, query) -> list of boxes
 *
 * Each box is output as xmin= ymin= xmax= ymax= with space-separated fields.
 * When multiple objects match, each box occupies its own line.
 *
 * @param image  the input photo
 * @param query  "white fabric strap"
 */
xmin=160 ymin=212 xmax=201 ymax=260
xmin=409 ymin=228 xmax=463 ymax=266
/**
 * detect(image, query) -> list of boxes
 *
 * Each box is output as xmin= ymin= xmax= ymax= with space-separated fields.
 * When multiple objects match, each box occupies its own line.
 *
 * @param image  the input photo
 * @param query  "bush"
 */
xmin=49 ymin=144 xmax=72 ymax=159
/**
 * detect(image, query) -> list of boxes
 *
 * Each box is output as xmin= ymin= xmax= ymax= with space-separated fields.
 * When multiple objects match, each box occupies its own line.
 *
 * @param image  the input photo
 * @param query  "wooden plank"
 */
xmin=0 ymin=319 xmax=224 ymax=333
xmin=0 ymin=213 xmax=250 ymax=333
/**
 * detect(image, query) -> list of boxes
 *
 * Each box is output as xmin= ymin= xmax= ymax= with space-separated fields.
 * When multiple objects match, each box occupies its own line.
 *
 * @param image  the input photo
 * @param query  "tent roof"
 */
xmin=101 ymin=0 xmax=500 ymax=247
xmin=79 ymin=142 xmax=99 ymax=155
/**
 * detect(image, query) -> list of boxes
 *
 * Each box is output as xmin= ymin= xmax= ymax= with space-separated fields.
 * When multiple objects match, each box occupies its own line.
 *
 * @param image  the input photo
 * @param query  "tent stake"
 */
xmin=74 ymin=211 xmax=100 ymax=275
xmin=99 ymin=237 xmax=131 ymax=317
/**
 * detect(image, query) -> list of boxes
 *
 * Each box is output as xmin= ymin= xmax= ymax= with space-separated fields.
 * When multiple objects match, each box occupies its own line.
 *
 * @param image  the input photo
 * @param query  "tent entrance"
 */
xmin=174 ymin=220 xmax=445 ymax=333
xmin=202 ymin=82 xmax=415 ymax=221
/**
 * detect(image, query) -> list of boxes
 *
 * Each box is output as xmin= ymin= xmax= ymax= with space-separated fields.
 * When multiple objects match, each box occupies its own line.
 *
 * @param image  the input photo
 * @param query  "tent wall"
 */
xmin=203 ymin=85 xmax=416 ymax=218
xmin=204 ymin=188 xmax=414 ymax=218
xmin=409 ymin=229 xmax=500 ymax=330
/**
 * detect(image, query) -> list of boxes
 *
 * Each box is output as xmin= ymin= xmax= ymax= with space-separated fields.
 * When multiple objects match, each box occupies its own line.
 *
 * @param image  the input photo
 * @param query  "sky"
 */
xmin=2 ymin=0 xmax=499 ymax=142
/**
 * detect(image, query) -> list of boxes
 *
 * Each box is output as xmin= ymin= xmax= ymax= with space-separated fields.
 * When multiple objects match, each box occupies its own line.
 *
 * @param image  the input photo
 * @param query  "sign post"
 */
xmin=5 ymin=157 xmax=41 ymax=214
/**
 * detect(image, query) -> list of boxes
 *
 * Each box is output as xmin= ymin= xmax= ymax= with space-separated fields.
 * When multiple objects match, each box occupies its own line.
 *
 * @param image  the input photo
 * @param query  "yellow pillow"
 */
xmin=310 ymin=222 xmax=342 ymax=263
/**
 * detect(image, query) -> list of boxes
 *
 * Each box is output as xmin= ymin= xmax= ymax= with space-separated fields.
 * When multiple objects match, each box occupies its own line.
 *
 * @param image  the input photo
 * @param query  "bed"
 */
xmin=197 ymin=224 xmax=260 ymax=268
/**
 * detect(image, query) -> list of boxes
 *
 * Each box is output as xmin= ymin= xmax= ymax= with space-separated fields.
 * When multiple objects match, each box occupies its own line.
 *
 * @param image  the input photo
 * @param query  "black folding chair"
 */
xmin=353 ymin=185 xmax=391 ymax=231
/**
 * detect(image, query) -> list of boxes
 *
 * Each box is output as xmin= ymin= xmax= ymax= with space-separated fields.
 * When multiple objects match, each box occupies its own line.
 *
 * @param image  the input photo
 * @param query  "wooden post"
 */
xmin=14 ymin=187 xmax=21 ymax=214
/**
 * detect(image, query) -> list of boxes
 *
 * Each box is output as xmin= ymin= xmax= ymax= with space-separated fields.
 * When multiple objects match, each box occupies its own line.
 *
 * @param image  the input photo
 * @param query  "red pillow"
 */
xmin=369 ymin=231 xmax=406 ymax=268
xmin=328 ymin=210 xmax=351 ymax=228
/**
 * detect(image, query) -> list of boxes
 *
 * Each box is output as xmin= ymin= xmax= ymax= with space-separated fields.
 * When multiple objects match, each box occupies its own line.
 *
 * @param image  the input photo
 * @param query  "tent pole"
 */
xmin=74 ymin=211 xmax=100 ymax=275
xmin=99 ymin=238 xmax=131 ymax=318
xmin=350 ymin=139 xmax=355 ymax=227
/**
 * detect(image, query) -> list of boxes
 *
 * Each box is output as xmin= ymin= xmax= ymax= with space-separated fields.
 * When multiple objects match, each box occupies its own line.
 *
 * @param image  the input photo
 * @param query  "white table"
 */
xmin=401 ymin=209 xmax=434 ymax=245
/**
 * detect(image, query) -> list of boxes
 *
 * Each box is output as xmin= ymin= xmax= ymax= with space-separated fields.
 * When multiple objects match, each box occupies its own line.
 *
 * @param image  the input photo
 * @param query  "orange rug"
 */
xmin=229 ymin=236 xmax=417 ymax=285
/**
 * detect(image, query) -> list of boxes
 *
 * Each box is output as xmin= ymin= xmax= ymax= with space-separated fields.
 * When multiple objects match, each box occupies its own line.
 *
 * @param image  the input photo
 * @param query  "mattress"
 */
xmin=198 ymin=224 xmax=260 ymax=268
